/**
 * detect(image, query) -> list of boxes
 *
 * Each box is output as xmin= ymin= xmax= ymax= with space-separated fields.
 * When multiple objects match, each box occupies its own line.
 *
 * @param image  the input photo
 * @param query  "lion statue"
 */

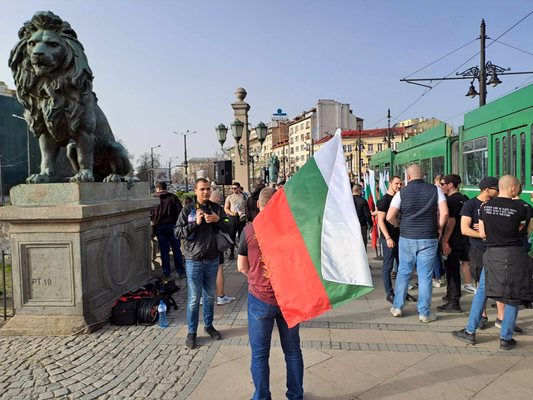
xmin=9 ymin=11 xmax=132 ymax=183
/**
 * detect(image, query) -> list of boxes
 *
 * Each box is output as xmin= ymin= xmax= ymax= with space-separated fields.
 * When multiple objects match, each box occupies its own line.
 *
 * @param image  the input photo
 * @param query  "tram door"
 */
xmin=492 ymin=129 xmax=524 ymax=182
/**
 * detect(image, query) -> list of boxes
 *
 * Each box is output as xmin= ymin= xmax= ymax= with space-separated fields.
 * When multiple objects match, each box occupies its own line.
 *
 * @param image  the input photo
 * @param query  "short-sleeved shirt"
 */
xmin=238 ymin=224 xmax=277 ymax=305
xmin=377 ymin=193 xmax=400 ymax=241
xmin=479 ymin=197 xmax=528 ymax=247
xmin=460 ymin=197 xmax=485 ymax=248
xmin=446 ymin=192 xmax=468 ymax=247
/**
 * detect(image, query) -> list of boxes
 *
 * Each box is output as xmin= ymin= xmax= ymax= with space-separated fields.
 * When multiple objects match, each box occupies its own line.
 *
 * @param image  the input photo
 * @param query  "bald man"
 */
xmin=387 ymin=164 xmax=448 ymax=323
xmin=453 ymin=175 xmax=532 ymax=350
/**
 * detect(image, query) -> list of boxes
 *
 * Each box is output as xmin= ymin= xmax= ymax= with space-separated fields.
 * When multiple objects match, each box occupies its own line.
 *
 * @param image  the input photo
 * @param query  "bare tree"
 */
xmin=135 ymin=152 xmax=161 ymax=182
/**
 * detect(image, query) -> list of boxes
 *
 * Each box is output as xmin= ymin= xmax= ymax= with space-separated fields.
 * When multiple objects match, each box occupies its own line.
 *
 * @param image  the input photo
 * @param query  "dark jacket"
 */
xmin=353 ymin=195 xmax=373 ymax=228
xmin=175 ymin=200 xmax=230 ymax=261
xmin=484 ymin=247 xmax=533 ymax=304
xmin=151 ymin=191 xmax=182 ymax=226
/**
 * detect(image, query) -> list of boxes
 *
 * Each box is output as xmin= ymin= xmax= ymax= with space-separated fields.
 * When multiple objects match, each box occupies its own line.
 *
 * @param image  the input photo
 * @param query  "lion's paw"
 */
xmin=103 ymin=174 xmax=123 ymax=183
xmin=70 ymin=169 xmax=95 ymax=183
xmin=26 ymin=174 xmax=53 ymax=184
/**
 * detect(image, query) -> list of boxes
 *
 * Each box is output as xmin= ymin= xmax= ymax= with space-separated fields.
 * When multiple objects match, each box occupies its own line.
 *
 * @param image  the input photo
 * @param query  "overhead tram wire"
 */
xmin=403 ymin=38 xmax=478 ymax=79
xmin=491 ymin=39 xmax=533 ymax=57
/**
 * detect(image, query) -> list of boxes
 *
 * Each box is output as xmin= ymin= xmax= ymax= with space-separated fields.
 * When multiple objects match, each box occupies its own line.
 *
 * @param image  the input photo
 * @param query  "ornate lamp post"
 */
xmin=216 ymin=101 xmax=268 ymax=191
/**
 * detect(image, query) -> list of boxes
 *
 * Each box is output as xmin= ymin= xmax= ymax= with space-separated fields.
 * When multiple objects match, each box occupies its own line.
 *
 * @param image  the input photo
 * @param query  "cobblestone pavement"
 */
xmin=1 ymin=260 xmax=532 ymax=399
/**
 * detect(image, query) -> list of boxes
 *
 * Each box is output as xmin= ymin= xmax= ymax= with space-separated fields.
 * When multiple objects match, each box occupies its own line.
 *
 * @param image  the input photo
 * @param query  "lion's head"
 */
xmin=8 ymin=11 xmax=94 ymax=137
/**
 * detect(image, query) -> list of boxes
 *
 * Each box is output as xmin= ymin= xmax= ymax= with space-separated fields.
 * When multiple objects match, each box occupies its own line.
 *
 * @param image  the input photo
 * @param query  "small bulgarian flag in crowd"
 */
xmin=253 ymin=129 xmax=373 ymax=328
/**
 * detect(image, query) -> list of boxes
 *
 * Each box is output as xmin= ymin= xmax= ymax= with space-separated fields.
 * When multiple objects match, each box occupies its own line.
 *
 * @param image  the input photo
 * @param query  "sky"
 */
xmin=2 ymin=1 xmax=532 ymax=169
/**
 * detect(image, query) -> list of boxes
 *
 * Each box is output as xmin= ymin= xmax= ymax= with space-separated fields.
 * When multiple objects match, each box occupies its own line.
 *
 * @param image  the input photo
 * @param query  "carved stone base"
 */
xmin=0 ymin=182 xmax=157 ymax=336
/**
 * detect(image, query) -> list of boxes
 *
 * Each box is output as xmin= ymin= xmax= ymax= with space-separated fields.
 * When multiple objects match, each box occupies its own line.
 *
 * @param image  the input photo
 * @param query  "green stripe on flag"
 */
xmin=285 ymin=159 xmax=373 ymax=307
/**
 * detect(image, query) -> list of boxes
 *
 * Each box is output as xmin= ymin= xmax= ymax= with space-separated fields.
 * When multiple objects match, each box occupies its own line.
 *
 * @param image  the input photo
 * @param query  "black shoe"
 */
xmin=452 ymin=329 xmax=475 ymax=345
xmin=479 ymin=316 xmax=489 ymax=330
xmin=406 ymin=293 xmax=417 ymax=302
xmin=386 ymin=294 xmax=394 ymax=304
xmin=204 ymin=326 xmax=222 ymax=340
xmin=437 ymin=303 xmax=462 ymax=313
xmin=499 ymin=338 xmax=517 ymax=350
xmin=186 ymin=333 xmax=197 ymax=349
xmin=441 ymin=294 xmax=449 ymax=302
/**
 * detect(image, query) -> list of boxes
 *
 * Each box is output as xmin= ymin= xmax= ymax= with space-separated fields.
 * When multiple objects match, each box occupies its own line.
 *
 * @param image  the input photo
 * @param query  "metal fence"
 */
xmin=1 ymin=249 xmax=13 ymax=320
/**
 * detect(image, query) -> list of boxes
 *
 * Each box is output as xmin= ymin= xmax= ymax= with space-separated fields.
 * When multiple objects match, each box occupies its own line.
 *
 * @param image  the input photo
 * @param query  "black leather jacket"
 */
xmin=175 ymin=201 xmax=230 ymax=261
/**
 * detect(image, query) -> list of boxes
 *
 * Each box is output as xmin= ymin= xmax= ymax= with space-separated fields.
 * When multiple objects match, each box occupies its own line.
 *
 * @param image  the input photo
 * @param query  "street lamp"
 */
xmin=173 ymin=130 xmax=196 ymax=192
xmin=150 ymin=144 xmax=161 ymax=192
xmin=168 ymin=156 xmax=180 ymax=184
xmin=357 ymin=129 xmax=365 ymax=183
xmin=215 ymin=121 xmax=268 ymax=165
xmin=11 ymin=114 xmax=31 ymax=177
xmin=383 ymin=109 xmax=395 ymax=148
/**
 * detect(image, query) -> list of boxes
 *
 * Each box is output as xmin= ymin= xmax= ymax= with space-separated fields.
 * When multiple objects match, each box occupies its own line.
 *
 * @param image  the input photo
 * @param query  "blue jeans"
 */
xmin=381 ymin=237 xmax=398 ymax=297
xmin=186 ymin=258 xmax=219 ymax=333
xmin=154 ymin=224 xmax=184 ymax=276
xmin=248 ymin=293 xmax=303 ymax=400
xmin=433 ymin=241 xmax=444 ymax=280
xmin=465 ymin=269 xmax=519 ymax=340
xmin=393 ymin=237 xmax=437 ymax=317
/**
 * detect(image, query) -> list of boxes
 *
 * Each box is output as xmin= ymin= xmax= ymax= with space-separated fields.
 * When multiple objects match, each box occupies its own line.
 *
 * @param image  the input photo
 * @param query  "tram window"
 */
xmin=520 ymin=133 xmax=525 ymax=187
xmin=511 ymin=135 xmax=517 ymax=177
xmin=531 ymin=125 xmax=533 ymax=185
xmin=432 ymin=156 xmax=445 ymax=178
xmin=462 ymin=137 xmax=488 ymax=186
xmin=502 ymin=136 xmax=508 ymax=175
xmin=495 ymin=139 xmax=500 ymax=177
xmin=420 ymin=159 xmax=431 ymax=181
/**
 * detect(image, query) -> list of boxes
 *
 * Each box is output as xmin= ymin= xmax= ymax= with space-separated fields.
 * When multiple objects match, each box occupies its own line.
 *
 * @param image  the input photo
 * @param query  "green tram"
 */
xmin=369 ymin=83 xmax=533 ymax=203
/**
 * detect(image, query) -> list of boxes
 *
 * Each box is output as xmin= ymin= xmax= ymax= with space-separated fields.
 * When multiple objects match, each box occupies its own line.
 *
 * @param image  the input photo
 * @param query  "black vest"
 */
xmin=399 ymin=179 xmax=439 ymax=239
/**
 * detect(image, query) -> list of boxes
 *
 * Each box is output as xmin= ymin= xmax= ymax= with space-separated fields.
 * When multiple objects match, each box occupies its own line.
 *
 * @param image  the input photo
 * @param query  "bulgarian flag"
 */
xmin=365 ymin=170 xmax=378 ymax=249
xmin=253 ymin=129 xmax=373 ymax=328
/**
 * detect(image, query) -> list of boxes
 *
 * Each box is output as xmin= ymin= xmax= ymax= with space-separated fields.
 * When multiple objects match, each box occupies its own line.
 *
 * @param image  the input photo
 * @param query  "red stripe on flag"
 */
xmin=253 ymin=187 xmax=332 ymax=328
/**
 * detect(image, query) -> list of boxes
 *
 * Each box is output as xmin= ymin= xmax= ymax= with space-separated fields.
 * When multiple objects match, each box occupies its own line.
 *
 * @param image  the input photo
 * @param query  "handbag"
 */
xmin=215 ymin=231 xmax=234 ymax=252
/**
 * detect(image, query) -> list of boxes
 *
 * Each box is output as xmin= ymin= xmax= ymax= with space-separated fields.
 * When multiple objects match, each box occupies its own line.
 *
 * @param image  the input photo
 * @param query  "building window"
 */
xmin=306 ymin=121 xmax=310 ymax=128
xmin=378 ymin=143 xmax=383 ymax=152
xmin=300 ymin=134 xmax=304 ymax=141
xmin=347 ymin=144 xmax=352 ymax=152
xmin=368 ymin=144 xmax=373 ymax=153
xmin=300 ymin=123 xmax=304 ymax=129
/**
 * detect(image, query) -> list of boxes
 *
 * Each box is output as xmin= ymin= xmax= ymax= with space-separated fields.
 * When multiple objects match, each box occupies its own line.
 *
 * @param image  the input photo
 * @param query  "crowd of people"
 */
xmin=150 ymin=167 xmax=532 ymax=399
xmin=364 ymin=164 xmax=533 ymax=351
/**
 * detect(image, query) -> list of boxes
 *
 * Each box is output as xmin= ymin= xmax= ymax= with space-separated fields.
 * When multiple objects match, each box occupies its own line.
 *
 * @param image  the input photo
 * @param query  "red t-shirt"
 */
xmin=238 ymin=224 xmax=277 ymax=305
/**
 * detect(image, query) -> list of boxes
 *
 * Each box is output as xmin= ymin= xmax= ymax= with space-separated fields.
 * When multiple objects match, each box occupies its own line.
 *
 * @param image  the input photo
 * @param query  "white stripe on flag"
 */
xmin=314 ymin=129 xmax=372 ymax=286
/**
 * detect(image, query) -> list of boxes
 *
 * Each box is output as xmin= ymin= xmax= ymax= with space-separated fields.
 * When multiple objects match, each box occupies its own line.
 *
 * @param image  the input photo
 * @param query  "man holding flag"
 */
xmin=243 ymin=129 xmax=373 ymax=398
xmin=238 ymin=186 xmax=304 ymax=400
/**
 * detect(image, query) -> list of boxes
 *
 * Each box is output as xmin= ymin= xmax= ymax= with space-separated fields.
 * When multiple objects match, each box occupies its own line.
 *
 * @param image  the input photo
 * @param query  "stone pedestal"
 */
xmin=0 ymin=182 xmax=158 ymax=335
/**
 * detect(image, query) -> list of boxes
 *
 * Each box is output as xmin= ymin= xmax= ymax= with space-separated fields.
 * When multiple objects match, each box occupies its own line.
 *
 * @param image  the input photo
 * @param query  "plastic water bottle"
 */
xmin=158 ymin=300 xmax=168 ymax=328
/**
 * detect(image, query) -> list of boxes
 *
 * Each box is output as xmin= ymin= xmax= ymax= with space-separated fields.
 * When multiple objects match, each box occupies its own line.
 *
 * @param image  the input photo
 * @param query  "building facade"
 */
xmin=0 ymin=81 xmax=40 ymax=204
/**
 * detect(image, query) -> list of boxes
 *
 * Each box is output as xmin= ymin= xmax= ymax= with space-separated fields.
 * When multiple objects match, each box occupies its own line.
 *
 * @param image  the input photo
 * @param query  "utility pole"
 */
xmin=173 ymin=131 xmax=196 ymax=192
xmin=479 ymin=19 xmax=487 ymax=106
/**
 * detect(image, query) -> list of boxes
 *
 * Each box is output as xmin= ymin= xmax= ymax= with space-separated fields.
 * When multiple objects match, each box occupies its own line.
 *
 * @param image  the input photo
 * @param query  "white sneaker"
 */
xmin=390 ymin=307 xmax=403 ymax=317
xmin=463 ymin=284 xmax=477 ymax=294
xmin=432 ymin=279 xmax=442 ymax=288
xmin=419 ymin=313 xmax=438 ymax=323
xmin=217 ymin=295 xmax=235 ymax=305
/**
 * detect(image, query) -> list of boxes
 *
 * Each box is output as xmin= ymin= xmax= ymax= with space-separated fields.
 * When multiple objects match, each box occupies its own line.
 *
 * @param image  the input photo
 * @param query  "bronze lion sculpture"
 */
xmin=9 ymin=11 xmax=132 ymax=183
